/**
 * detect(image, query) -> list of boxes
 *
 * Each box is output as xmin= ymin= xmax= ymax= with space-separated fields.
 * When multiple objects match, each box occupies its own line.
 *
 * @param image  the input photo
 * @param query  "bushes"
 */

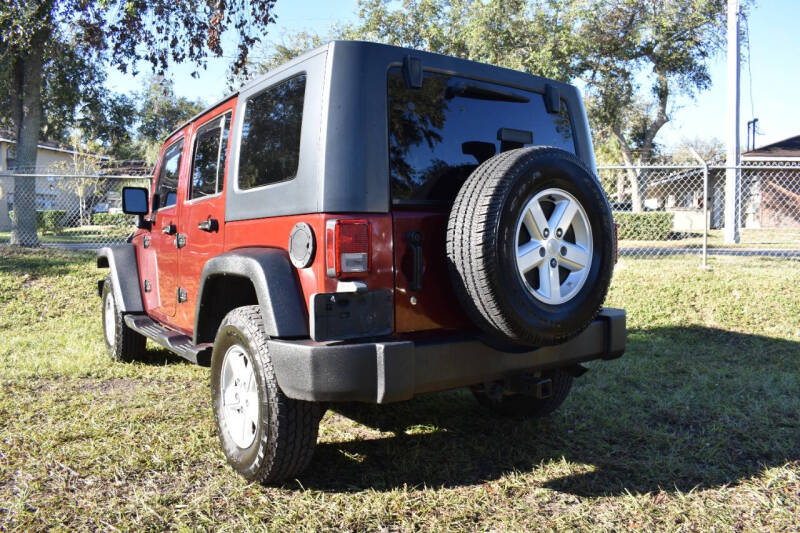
xmin=9 ymin=210 xmax=66 ymax=234
xmin=92 ymin=213 xmax=134 ymax=226
xmin=613 ymin=211 xmax=674 ymax=241
xmin=38 ymin=210 xmax=67 ymax=234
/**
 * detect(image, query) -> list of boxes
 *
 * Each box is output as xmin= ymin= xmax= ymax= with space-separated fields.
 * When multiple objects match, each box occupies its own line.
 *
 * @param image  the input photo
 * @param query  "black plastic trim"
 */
xmin=309 ymin=289 xmax=393 ymax=342
xmin=124 ymin=314 xmax=212 ymax=365
xmin=269 ymin=308 xmax=626 ymax=404
xmin=193 ymin=248 xmax=308 ymax=344
xmin=545 ymin=84 xmax=561 ymax=113
xmin=96 ymin=245 xmax=143 ymax=313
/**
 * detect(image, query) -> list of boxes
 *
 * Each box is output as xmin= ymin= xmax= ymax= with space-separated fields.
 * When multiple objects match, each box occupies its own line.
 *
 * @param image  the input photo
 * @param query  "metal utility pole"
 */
xmin=689 ymin=147 xmax=710 ymax=268
xmin=725 ymin=0 xmax=741 ymax=244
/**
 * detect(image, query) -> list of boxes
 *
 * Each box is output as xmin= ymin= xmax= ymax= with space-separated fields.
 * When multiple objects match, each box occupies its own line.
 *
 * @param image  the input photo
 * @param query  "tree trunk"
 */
xmin=629 ymin=173 xmax=644 ymax=213
xmin=612 ymin=129 xmax=644 ymax=212
xmin=9 ymin=29 xmax=48 ymax=247
xmin=0 ymin=144 xmax=11 ymax=231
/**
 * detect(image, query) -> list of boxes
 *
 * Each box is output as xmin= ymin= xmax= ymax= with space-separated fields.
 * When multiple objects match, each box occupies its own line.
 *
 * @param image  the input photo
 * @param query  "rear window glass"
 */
xmin=238 ymin=75 xmax=306 ymax=190
xmin=387 ymin=68 xmax=575 ymax=205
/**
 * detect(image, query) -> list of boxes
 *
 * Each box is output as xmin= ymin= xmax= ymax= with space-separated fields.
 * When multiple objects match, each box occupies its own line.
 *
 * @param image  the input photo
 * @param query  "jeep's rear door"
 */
xmin=387 ymin=67 xmax=578 ymax=333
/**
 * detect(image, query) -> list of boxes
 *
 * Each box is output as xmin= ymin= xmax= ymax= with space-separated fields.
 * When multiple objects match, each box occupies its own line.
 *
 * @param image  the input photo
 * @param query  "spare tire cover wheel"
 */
xmin=446 ymin=147 xmax=615 ymax=347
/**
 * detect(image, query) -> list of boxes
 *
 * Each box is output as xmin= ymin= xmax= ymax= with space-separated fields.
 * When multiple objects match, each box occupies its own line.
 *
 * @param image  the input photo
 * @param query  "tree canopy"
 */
xmin=0 ymin=0 xmax=278 ymax=245
xmin=254 ymin=0 xmax=735 ymax=211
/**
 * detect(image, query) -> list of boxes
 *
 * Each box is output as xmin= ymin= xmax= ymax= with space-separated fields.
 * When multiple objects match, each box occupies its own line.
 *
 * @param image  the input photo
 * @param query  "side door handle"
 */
xmin=162 ymin=223 xmax=176 ymax=235
xmin=197 ymin=218 xmax=219 ymax=232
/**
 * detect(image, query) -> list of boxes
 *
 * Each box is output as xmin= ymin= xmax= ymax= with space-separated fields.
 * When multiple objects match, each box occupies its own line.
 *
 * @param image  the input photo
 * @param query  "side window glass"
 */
xmin=238 ymin=75 xmax=306 ymax=190
xmin=190 ymin=113 xmax=232 ymax=200
xmin=155 ymin=140 xmax=183 ymax=210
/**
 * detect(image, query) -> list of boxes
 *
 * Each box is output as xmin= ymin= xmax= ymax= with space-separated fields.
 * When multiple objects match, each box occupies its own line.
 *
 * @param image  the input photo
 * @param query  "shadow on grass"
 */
xmin=135 ymin=345 xmax=193 ymax=366
xmin=294 ymin=326 xmax=800 ymax=496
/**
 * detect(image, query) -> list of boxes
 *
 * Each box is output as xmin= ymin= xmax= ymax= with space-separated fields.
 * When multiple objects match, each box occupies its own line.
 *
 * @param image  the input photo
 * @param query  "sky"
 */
xmin=105 ymin=0 xmax=800 ymax=152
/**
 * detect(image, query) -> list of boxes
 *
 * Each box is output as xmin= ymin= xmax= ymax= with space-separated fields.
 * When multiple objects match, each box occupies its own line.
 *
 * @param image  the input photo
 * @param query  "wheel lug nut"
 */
xmin=560 ymin=246 xmax=567 ymax=256
xmin=556 ymin=228 xmax=563 ymax=238
xmin=539 ymin=247 xmax=546 ymax=257
xmin=543 ymin=228 xmax=550 ymax=238
xmin=550 ymin=258 xmax=557 ymax=268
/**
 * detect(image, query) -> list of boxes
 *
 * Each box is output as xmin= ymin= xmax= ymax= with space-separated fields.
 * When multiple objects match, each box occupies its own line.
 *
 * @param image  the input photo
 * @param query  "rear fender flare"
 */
xmin=194 ymin=248 xmax=308 ymax=343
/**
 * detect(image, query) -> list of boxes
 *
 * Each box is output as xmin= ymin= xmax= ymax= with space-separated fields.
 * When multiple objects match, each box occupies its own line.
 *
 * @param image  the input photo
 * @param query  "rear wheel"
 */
xmin=210 ymin=305 xmax=320 ymax=483
xmin=101 ymin=276 xmax=146 ymax=362
xmin=472 ymin=368 xmax=573 ymax=418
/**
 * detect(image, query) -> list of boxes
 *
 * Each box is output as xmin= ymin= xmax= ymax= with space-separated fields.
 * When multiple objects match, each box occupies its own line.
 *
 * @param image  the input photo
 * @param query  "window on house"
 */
xmin=6 ymin=146 xmax=16 ymax=169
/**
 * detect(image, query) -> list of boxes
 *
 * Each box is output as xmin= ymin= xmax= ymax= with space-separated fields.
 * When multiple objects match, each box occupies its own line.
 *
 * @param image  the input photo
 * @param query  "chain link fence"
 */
xmin=0 ymin=162 xmax=151 ymax=249
xmin=1 ymin=160 xmax=798 ymax=260
xmin=598 ymin=162 xmax=800 ymax=262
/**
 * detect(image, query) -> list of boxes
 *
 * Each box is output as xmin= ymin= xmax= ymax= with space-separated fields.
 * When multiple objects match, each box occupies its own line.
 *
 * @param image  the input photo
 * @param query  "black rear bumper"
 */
xmin=268 ymin=308 xmax=626 ymax=403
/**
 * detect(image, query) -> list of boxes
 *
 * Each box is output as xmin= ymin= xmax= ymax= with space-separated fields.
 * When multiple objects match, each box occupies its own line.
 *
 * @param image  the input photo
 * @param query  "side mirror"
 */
xmin=122 ymin=187 xmax=149 ymax=215
xmin=122 ymin=186 xmax=151 ymax=230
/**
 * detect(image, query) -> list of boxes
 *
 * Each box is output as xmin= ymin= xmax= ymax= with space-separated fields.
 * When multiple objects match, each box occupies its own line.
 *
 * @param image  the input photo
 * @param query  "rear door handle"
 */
xmin=162 ymin=224 xmax=176 ymax=235
xmin=197 ymin=218 xmax=219 ymax=232
xmin=407 ymin=231 xmax=423 ymax=292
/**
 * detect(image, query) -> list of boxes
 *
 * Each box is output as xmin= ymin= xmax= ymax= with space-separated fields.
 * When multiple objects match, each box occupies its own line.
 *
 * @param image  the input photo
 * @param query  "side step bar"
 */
xmin=123 ymin=314 xmax=212 ymax=365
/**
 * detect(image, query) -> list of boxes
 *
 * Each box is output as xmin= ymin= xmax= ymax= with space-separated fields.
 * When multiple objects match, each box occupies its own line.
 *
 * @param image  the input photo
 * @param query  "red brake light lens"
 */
xmin=326 ymin=219 xmax=371 ymax=277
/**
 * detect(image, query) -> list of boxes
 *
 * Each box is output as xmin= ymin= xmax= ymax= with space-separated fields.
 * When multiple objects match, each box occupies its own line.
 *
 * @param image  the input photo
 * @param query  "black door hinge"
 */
xmin=177 ymin=287 xmax=187 ymax=303
xmin=144 ymin=279 xmax=151 ymax=293
xmin=175 ymin=233 xmax=187 ymax=248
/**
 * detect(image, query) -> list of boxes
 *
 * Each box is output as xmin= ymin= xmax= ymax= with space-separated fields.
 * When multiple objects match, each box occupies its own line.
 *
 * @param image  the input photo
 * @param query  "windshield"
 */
xmin=387 ymin=68 xmax=575 ymax=206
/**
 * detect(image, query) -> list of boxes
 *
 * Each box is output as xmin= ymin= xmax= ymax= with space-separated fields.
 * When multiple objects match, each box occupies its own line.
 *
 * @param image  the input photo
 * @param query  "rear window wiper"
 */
xmin=446 ymin=83 xmax=530 ymax=103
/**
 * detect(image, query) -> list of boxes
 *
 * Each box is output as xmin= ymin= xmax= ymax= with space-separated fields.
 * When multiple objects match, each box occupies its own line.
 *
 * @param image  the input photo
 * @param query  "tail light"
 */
xmin=326 ymin=219 xmax=371 ymax=278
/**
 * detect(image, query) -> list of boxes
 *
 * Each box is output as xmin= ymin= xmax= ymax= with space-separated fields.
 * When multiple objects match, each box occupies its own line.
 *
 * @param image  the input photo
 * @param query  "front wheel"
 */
xmin=101 ymin=276 xmax=146 ymax=362
xmin=210 ymin=305 xmax=320 ymax=483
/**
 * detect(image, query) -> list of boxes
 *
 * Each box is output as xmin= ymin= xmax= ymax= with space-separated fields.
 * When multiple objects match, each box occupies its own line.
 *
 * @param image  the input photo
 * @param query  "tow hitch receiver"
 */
xmin=506 ymin=374 xmax=553 ymax=399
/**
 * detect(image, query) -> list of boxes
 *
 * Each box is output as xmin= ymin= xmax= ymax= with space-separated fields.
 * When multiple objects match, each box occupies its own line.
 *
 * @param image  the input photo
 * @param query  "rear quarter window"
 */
xmin=388 ymin=68 xmax=575 ymax=206
xmin=238 ymin=75 xmax=306 ymax=190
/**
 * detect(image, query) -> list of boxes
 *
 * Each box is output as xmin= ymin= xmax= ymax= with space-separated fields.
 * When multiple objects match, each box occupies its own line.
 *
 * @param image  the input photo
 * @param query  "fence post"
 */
xmin=690 ymin=148 xmax=709 ymax=267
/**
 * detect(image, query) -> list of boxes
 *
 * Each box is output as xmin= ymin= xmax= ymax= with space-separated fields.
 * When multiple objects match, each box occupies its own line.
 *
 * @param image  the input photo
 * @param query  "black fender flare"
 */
xmin=96 ymin=245 xmax=144 ymax=313
xmin=194 ymin=248 xmax=308 ymax=343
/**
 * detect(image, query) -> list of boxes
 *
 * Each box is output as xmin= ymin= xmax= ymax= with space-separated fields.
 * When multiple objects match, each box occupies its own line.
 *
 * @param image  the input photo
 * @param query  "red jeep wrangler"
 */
xmin=98 ymin=41 xmax=625 ymax=483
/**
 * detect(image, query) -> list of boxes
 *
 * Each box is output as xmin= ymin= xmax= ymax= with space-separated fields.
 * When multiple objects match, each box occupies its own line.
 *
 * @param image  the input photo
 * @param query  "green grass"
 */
xmin=619 ymin=228 xmax=800 ymax=250
xmin=0 ymin=225 xmax=133 ymax=245
xmin=1 ymin=249 xmax=799 ymax=531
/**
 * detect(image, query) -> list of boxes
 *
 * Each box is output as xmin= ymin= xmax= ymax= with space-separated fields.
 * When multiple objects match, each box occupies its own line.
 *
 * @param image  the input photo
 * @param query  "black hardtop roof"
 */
xmin=166 ymin=40 xmax=576 ymax=142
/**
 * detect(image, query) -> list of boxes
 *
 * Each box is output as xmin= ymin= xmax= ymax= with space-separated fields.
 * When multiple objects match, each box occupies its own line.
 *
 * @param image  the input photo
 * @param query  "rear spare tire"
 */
xmin=446 ymin=147 xmax=615 ymax=346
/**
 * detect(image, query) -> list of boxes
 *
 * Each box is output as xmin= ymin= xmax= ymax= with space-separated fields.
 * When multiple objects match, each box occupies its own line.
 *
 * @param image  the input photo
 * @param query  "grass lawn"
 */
xmin=619 ymin=228 xmax=800 ymax=250
xmin=0 ymin=225 xmax=133 ymax=245
xmin=1 ymin=248 xmax=799 ymax=531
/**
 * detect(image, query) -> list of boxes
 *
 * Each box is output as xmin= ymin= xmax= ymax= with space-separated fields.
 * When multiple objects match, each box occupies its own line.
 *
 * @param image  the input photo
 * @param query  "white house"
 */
xmin=0 ymin=130 xmax=108 ymax=231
